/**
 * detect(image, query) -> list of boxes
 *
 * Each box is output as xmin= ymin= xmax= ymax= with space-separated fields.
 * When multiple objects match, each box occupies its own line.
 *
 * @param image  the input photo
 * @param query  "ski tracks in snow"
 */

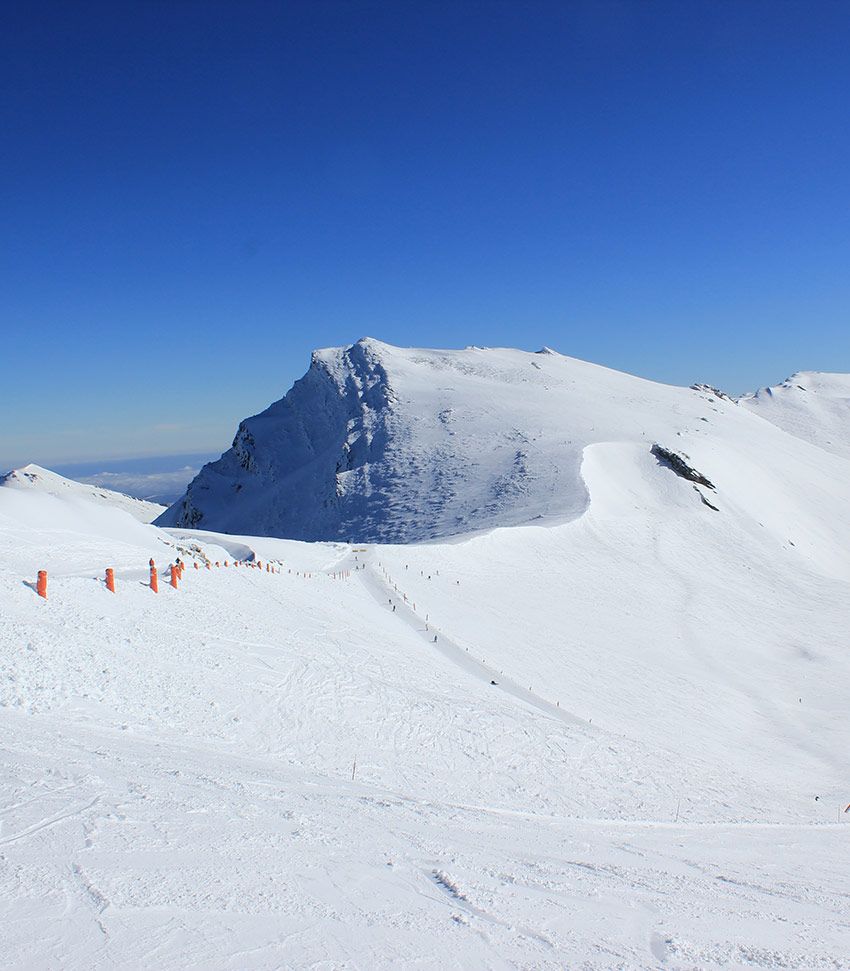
xmin=352 ymin=548 xmax=596 ymax=734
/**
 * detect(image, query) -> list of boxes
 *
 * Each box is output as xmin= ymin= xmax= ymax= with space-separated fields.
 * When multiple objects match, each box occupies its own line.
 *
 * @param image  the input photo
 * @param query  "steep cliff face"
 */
xmin=158 ymin=339 xmax=398 ymax=539
xmin=158 ymin=337 xmax=589 ymax=541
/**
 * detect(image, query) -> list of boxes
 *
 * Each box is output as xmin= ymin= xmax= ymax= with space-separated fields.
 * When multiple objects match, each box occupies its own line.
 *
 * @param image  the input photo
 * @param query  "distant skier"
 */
xmin=433 ymin=634 xmax=438 ymax=642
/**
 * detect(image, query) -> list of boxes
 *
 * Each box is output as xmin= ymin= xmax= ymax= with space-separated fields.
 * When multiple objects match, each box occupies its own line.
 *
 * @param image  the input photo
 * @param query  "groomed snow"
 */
xmin=2 ymin=430 xmax=850 ymax=967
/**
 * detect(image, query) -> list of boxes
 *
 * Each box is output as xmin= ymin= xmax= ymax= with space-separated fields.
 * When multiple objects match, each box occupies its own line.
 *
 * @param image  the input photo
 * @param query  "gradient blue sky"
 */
xmin=3 ymin=0 xmax=849 ymax=469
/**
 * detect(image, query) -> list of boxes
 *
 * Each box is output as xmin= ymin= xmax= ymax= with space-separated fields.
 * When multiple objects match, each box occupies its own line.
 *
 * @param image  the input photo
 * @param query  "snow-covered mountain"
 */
xmin=739 ymin=370 xmax=850 ymax=459
xmin=158 ymin=339 xmax=850 ymax=556
xmin=4 ymin=347 xmax=850 ymax=966
xmin=2 ymin=463 xmax=166 ymax=523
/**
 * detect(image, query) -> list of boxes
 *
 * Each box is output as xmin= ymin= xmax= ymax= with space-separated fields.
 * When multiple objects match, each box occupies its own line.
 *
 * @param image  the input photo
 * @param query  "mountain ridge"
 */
xmin=156 ymin=339 xmax=850 ymax=547
xmin=2 ymin=463 xmax=166 ymax=524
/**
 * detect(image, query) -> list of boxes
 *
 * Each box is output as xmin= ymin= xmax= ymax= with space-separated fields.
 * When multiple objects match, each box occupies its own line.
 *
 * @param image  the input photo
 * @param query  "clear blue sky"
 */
xmin=3 ymin=0 xmax=849 ymax=468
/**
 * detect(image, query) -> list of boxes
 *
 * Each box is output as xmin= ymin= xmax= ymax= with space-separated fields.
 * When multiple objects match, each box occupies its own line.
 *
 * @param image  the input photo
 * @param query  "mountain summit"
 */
xmin=156 ymin=339 xmax=849 ymax=547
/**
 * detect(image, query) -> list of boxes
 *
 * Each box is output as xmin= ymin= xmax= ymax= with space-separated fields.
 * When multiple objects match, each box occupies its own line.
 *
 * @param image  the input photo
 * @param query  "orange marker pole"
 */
xmin=224 ymin=560 xmax=229 ymax=568
xmin=170 ymin=564 xmax=179 ymax=588
xmin=150 ymin=559 xmax=158 ymax=593
xmin=105 ymin=568 xmax=115 ymax=593
xmin=36 ymin=570 xmax=47 ymax=600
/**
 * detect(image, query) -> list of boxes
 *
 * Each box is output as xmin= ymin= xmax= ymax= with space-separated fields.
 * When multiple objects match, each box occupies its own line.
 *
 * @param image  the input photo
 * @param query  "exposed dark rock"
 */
xmin=651 ymin=444 xmax=715 ymax=490
xmin=694 ymin=486 xmax=719 ymax=511
xmin=690 ymin=383 xmax=735 ymax=404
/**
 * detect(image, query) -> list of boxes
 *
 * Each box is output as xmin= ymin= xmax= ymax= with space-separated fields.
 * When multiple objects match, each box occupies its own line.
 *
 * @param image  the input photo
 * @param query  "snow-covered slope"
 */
xmin=157 ymin=339 xmax=850 ymax=549
xmin=3 ymin=476 xmax=850 ymax=968
xmin=4 ymin=346 xmax=850 ymax=967
xmin=739 ymin=371 xmax=850 ymax=459
xmin=2 ymin=464 xmax=166 ymax=523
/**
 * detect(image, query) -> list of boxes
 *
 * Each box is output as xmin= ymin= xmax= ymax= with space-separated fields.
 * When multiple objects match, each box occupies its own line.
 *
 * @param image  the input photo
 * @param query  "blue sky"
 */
xmin=2 ymin=0 xmax=849 ymax=469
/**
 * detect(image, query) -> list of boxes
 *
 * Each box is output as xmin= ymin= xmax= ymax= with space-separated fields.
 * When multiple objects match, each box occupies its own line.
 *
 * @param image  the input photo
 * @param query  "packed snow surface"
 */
xmin=3 ymin=369 xmax=850 ymax=969
xmin=2 ymin=464 xmax=166 ymax=524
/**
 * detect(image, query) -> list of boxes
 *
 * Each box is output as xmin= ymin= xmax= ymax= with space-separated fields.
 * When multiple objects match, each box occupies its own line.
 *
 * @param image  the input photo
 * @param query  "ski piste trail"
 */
xmin=351 ymin=546 xmax=593 ymax=730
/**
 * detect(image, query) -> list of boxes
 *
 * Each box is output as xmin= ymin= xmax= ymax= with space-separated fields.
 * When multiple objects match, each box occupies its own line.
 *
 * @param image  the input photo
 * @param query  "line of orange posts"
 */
xmin=32 ymin=555 xmax=290 ymax=602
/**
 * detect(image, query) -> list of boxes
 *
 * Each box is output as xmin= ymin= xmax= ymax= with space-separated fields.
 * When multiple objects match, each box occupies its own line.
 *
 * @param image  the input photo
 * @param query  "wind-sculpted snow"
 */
xmin=159 ymin=338 xmax=850 ymax=544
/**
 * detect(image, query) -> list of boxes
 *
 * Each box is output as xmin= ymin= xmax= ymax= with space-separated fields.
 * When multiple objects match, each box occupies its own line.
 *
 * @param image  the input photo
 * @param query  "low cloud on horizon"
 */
xmin=76 ymin=468 xmax=202 ymax=505
xmin=42 ymin=452 xmax=220 ymax=504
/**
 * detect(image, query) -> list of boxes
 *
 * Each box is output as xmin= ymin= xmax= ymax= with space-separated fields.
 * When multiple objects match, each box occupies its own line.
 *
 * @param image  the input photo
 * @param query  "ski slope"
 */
xmin=2 ymin=451 xmax=850 ymax=969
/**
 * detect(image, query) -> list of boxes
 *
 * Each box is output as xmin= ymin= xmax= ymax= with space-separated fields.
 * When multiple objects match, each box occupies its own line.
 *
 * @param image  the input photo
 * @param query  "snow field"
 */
xmin=373 ymin=441 xmax=850 ymax=823
xmin=2 ymin=465 xmax=850 ymax=967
